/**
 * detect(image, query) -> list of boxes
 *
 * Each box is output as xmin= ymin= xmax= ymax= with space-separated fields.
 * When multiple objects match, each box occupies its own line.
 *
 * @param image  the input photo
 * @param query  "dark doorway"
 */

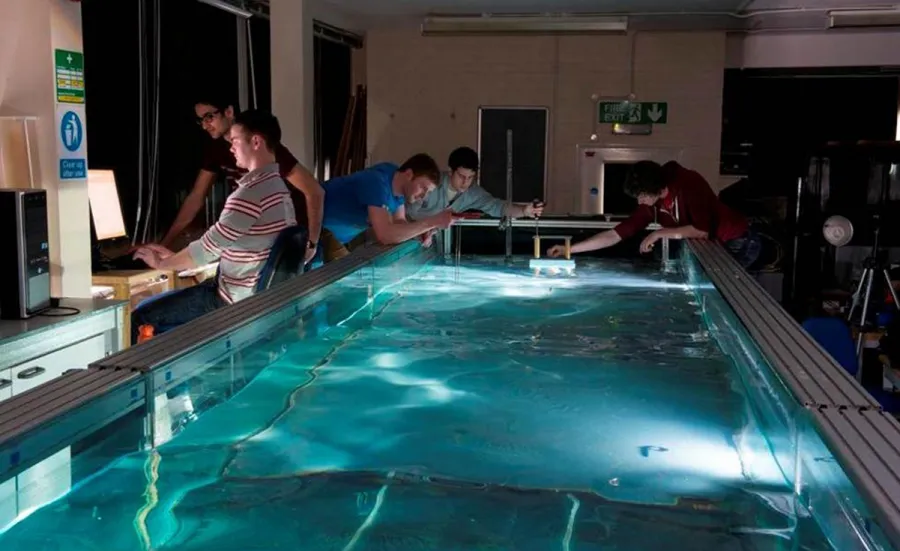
xmin=602 ymin=162 xmax=637 ymax=216
xmin=313 ymin=35 xmax=353 ymax=182
xmin=478 ymin=107 xmax=548 ymax=203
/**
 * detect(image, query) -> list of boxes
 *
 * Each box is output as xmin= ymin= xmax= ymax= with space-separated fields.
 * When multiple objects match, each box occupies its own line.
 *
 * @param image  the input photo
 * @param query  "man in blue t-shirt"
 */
xmin=321 ymin=153 xmax=453 ymax=261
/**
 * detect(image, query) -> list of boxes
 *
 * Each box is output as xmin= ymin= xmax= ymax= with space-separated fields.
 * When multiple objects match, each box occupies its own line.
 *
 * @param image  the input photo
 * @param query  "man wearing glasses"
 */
xmin=155 ymin=98 xmax=322 ymax=264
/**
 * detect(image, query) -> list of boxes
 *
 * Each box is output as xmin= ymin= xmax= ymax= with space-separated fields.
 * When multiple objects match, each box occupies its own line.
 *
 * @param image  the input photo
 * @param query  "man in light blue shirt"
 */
xmin=320 ymin=153 xmax=453 ymax=261
xmin=406 ymin=147 xmax=544 ymax=223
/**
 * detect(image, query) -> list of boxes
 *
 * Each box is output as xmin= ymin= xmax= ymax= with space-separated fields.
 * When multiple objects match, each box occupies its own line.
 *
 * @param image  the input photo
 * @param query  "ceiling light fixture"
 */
xmin=828 ymin=7 xmax=900 ymax=28
xmin=421 ymin=14 xmax=628 ymax=36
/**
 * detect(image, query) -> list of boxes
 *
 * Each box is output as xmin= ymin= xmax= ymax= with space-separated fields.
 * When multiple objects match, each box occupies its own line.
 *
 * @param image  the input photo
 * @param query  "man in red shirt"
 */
xmin=549 ymin=161 xmax=761 ymax=268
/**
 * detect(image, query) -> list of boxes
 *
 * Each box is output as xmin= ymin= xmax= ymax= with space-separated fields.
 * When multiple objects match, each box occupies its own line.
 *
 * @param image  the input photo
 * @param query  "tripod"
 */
xmin=846 ymin=223 xmax=900 ymax=373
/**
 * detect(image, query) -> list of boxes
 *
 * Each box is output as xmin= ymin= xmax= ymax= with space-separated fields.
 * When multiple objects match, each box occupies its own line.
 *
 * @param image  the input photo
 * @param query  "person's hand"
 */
xmin=431 ymin=210 xmax=454 ymax=230
xmin=138 ymin=244 xmax=173 ymax=258
xmin=547 ymin=245 xmax=565 ymax=258
xmin=303 ymin=243 xmax=317 ymax=264
xmin=525 ymin=201 xmax=544 ymax=218
xmin=420 ymin=229 xmax=436 ymax=248
xmin=640 ymin=231 xmax=663 ymax=254
xmin=133 ymin=244 xmax=173 ymax=268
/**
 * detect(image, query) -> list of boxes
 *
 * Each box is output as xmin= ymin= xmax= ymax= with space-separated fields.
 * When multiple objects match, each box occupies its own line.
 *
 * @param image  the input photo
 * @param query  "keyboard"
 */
xmin=94 ymin=253 xmax=148 ymax=272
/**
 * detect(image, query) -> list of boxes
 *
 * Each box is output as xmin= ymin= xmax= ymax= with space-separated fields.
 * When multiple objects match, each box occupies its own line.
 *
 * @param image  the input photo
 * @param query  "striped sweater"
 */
xmin=187 ymin=162 xmax=296 ymax=305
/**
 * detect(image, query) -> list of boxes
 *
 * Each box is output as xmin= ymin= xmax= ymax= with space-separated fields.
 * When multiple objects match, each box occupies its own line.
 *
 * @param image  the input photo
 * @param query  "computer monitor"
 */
xmin=87 ymin=169 xmax=127 ymax=242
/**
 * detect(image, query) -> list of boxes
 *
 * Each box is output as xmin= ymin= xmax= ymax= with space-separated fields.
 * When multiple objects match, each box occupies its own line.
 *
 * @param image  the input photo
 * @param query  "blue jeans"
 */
xmin=724 ymin=228 xmax=762 ymax=270
xmin=131 ymin=279 xmax=225 ymax=345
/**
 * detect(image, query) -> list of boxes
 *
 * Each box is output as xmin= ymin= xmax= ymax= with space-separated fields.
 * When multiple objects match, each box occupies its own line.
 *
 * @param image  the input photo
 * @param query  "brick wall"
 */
xmin=365 ymin=29 xmax=727 ymax=212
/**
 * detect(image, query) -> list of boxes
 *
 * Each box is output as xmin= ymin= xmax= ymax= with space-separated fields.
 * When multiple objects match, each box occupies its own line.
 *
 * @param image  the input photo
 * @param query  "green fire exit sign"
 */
xmin=598 ymin=101 xmax=668 ymax=125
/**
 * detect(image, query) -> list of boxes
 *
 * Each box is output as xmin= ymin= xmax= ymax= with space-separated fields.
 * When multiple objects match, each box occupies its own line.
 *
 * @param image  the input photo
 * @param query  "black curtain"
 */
xmin=314 ymin=36 xmax=352 ymax=181
xmin=84 ymin=2 xmax=352 ymax=240
xmin=82 ymin=0 xmax=141 ymax=238
xmin=83 ymin=0 xmax=242 ymax=241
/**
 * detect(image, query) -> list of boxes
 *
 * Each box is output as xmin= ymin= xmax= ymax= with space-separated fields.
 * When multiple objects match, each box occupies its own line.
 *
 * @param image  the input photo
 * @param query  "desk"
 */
xmin=91 ymin=270 xmax=173 ymax=348
xmin=0 ymin=298 xmax=126 ymax=399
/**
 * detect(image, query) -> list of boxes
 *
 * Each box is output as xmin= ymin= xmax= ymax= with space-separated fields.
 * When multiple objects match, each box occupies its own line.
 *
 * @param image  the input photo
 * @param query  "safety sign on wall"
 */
xmin=55 ymin=49 xmax=85 ymax=104
xmin=56 ymin=104 xmax=87 ymax=180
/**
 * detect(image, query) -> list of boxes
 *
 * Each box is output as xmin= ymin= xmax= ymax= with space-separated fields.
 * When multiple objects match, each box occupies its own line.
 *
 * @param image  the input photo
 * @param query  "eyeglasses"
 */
xmin=196 ymin=110 xmax=220 ymax=126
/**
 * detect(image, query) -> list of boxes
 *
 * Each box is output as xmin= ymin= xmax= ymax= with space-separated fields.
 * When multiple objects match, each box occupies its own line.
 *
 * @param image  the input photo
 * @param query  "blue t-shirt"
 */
xmin=322 ymin=162 xmax=405 ymax=244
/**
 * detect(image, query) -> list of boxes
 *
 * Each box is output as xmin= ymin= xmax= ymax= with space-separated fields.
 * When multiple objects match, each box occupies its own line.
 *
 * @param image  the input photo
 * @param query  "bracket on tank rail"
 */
xmin=529 ymin=235 xmax=576 ymax=272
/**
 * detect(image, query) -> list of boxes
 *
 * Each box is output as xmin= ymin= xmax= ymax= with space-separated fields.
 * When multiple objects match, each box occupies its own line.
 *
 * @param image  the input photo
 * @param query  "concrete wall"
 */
xmin=271 ymin=0 xmax=363 ymax=171
xmin=0 ymin=0 xmax=90 ymax=298
xmin=727 ymin=30 xmax=900 ymax=69
xmin=365 ymin=30 xmax=727 ymax=213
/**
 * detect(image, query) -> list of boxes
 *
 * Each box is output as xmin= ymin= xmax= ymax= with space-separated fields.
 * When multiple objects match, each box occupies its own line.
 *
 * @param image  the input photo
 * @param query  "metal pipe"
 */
xmin=23 ymin=120 xmax=35 ymax=189
xmin=453 ymin=217 xmax=661 ymax=230
xmin=197 ymin=0 xmax=252 ymax=18
xmin=247 ymin=19 xmax=258 ymax=109
xmin=791 ymin=174 xmax=804 ymax=306
xmin=441 ymin=228 xmax=452 ymax=258
xmin=237 ymin=17 xmax=249 ymax=112
xmin=661 ymin=236 xmax=670 ymax=264
xmin=133 ymin=0 xmax=146 ymax=245
xmin=505 ymin=129 xmax=513 ymax=259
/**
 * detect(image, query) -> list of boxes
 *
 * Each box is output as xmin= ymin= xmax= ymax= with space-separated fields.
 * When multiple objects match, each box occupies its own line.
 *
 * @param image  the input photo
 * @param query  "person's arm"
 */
xmin=186 ymin=191 xmax=263 ymax=267
xmin=640 ymin=225 xmax=707 ymax=253
xmin=653 ymin=226 xmax=708 ymax=240
xmin=369 ymin=205 xmax=448 ymax=244
xmin=556 ymin=207 xmax=652 ymax=257
xmin=393 ymin=204 xmax=408 ymax=223
xmin=570 ymin=230 xmax=623 ymax=253
xmin=283 ymin=164 xmax=324 ymax=244
xmin=678 ymin=169 xmax=719 ymax=238
xmin=160 ymin=169 xmax=217 ymax=247
xmin=405 ymin=195 xmax=431 ymax=221
xmin=155 ymin=248 xmax=198 ymax=271
xmin=458 ymin=187 xmax=534 ymax=218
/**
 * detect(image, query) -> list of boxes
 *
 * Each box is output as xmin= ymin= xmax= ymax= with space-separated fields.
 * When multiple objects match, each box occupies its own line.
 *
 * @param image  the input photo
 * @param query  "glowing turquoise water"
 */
xmin=0 ymin=258 xmax=833 ymax=550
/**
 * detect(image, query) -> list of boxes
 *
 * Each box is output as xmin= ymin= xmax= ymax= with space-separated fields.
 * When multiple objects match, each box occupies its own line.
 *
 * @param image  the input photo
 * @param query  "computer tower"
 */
xmin=0 ymin=189 xmax=51 ymax=319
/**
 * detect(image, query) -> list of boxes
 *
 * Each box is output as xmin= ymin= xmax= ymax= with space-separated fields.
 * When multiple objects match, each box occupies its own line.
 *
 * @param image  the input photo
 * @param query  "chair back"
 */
xmin=255 ymin=225 xmax=309 ymax=292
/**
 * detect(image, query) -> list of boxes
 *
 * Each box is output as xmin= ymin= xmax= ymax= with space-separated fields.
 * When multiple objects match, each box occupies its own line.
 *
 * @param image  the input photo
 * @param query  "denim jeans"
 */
xmin=131 ymin=279 xmax=225 ymax=345
xmin=724 ymin=228 xmax=763 ymax=270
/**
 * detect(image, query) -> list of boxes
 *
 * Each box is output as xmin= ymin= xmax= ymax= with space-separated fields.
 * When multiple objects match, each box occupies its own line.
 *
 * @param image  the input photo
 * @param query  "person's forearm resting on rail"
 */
xmin=639 ymin=225 xmax=707 ymax=253
xmin=369 ymin=205 xmax=452 ymax=245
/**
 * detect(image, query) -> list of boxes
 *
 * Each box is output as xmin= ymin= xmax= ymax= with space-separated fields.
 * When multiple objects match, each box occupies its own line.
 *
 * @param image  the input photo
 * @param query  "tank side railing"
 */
xmin=0 ymin=368 xmax=143 ymax=482
xmin=92 ymin=240 xmax=428 ymax=373
xmin=686 ymin=239 xmax=900 ymax=550
xmin=443 ymin=217 xmax=667 ymax=263
xmin=0 ymin=241 xmax=430 ymax=492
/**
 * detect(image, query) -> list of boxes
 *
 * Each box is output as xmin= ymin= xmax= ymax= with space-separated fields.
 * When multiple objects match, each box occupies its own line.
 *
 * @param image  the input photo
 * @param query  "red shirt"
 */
xmin=613 ymin=162 xmax=748 ymax=243
xmin=201 ymin=139 xmax=309 ymax=226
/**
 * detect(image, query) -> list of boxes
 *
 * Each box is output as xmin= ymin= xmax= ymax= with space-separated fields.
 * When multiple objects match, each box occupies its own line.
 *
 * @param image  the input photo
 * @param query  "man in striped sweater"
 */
xmin=130 ymin=110 xmax=296 ymax=344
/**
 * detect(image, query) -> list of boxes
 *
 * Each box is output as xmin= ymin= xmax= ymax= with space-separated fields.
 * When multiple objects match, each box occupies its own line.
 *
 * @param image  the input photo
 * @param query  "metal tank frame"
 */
xmin=0 ymin=235 xmax=898 ymax=548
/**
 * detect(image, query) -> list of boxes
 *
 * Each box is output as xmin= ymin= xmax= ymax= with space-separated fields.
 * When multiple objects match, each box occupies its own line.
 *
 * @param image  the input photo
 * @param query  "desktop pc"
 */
xmin=0 ymin=189 xmax=51 ymax=319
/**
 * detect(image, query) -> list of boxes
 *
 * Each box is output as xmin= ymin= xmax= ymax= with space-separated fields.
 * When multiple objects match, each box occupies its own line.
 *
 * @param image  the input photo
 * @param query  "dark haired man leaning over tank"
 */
xmin=549 ymin=160 xmax=761 ymax=269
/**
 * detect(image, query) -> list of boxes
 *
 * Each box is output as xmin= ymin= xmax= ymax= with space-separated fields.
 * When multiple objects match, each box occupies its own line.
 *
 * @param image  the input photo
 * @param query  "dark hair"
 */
xmin=623 ymin=160 xmax=666 ymax=198
xmin=448 ymin=146 xmax=479 ymax=172
xmin=398 ymin=153 xmax=440 ymax=183
xmin=233 ymin=110 xmax=282 ymax=151
xmin=195 ymin=97 xmax=237 ymax=114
